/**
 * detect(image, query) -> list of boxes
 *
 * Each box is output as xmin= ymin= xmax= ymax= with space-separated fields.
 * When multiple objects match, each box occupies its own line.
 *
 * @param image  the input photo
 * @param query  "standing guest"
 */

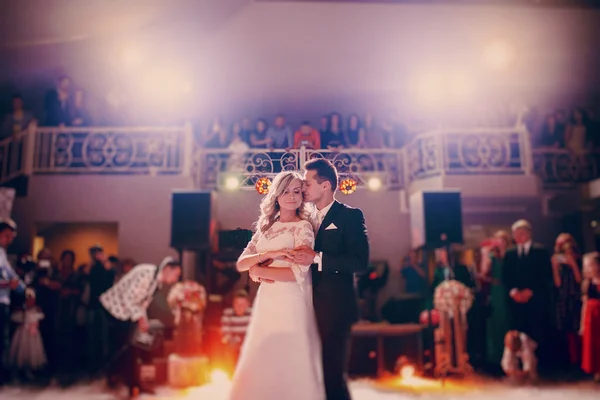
xmin=502 ymin=219 xmax=553 ymax=374
xmin=86 ymin=244 xmax=114 ymax=376
xmin=580 ymin=252 xmax=600 ymax=383
xmin=551 ymin=233 xmax=583 ymax=369
xmin=400 ymin=250 xmax=426 ymax=295
xmin=481 ymin=231 xmax=512 ymax=370
xmin=0 ymin=219 xmax=25 ymax=385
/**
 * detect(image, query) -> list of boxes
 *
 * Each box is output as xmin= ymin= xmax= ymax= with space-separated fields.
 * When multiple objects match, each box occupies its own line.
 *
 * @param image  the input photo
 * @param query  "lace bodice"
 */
xmin=241 ymin=220 xmax=315 ymax=284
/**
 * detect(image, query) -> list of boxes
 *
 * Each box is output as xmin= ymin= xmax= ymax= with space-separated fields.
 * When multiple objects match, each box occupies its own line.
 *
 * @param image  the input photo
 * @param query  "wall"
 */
xmin=37 ymin=222 xmax=118 ymax=267
xmin=11 ymin=174 xmax=194 ymax=264
xmin=1 ymin=2 xmax=599 ymax=123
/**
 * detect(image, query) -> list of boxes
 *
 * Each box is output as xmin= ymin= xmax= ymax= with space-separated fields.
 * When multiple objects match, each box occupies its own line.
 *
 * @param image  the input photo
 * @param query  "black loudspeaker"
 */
xmin=218 ymin=229 xmax=252 ymax=251
xmin=409 ymin=190 xmax=463 ymax=248
xmin=170 ymin=191 xmax=212 ymax=250
xmin=381 ymin=297 xmax=425 ymax=324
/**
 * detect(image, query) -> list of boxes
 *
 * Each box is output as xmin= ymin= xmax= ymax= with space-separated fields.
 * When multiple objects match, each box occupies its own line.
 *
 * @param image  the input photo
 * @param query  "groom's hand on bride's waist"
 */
xmin=253 ymin=259 xmax=275 ymax=284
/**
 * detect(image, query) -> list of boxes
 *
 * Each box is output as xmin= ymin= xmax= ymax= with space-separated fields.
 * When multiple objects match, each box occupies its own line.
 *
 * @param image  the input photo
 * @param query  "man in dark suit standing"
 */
xmin=292 ymin=158 xmax=369 ymax=400
xmin=501 ymin=219 xmax=553 ymax=372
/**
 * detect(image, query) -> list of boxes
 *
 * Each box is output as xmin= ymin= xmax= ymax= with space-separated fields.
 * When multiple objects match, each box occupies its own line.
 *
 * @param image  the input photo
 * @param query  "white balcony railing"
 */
xmin=32 ymin=124 xmax=194 ymax=175
xmin=0 ymin=123 xmax=598 ymax=193
xmin=532 ymin=149 xmax=600 ymax=188
xmin=406 ymin=127 xmax=531 ymax=182
xmin=196 ymin=147 xmax=405 ymax=191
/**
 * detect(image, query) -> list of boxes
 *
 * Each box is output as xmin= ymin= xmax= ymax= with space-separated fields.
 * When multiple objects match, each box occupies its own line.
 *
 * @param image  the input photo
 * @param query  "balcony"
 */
xmin=196 ymin=147 xmax=405 ymax=191
xmin=532 ymin=149 xmax=600 ymax=189
xmin=1 ymin=123 xmax=599 ymax=198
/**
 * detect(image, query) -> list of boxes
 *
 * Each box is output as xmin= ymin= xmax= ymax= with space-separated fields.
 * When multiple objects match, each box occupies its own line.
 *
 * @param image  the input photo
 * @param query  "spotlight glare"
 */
xmin=400 ymin=365 xmax=416 ymax=380
xmin=483 ymin=40 xmax=514 ymax=71
xmin=210 ymin=368 xmax=230 ymax=383
xmin=367 ymin=177 xmax=383 ymax=191
xmin=224 ymin=176 xmax=240 ymax=191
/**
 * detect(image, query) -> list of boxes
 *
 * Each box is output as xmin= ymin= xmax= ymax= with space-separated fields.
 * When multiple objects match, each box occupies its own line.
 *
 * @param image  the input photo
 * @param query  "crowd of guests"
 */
xmin=0 ymin=218 xmax=147 ymax=387
xmin=1 ymin=76 xmax=92 ymax=140
xmin=3 ymin=75 xmax=600 ymax=162
xmin=198 ymin=112 xmax=409 ymax=152
xmin=400 ymin=219 xmax=600 ymax=383
xmin=530 ymin=107 xmax=599 ymax=153
xmin=0 ymin=215 xmax=255 ymax=397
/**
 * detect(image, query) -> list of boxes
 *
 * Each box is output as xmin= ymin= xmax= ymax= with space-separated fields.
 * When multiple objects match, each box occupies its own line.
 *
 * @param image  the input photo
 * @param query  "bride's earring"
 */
xmin=275 ymin=201 xmax=279 ymax=208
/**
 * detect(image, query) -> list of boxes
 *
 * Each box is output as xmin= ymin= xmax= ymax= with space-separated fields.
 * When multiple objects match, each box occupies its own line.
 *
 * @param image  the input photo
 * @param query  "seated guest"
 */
xmin=322 ymin=112 xmax=347 ymax=149
xmin=293 ymin=121 xmax=321 ymax=149
xmin=221 ymin=290 xmax=252 ymax=370
xmin=501 ymin=330 xmax=538 ymax=383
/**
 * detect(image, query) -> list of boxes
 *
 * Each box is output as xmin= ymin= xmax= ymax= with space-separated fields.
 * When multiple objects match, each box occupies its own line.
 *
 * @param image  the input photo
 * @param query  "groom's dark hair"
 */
xmin=304 ymin=158 xmax=338 ymax=192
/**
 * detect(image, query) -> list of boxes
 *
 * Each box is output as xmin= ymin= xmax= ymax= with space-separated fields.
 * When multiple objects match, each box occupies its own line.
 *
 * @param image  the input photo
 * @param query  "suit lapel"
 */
xmin=315 ymin=200 xmax=342 ymax=247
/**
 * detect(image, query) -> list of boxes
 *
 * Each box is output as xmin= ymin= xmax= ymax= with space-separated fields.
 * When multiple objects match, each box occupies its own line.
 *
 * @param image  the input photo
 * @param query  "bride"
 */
xmin=228 ymin=171 xmax=325 ymax=400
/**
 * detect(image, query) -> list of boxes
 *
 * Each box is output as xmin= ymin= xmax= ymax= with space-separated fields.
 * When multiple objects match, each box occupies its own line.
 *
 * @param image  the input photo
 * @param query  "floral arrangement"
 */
xmin=255 ymin=177 xmax=272 ymax=195
xmin=433 ymin=280 xmax=473 ymax=316
xmin=339 ymin=178 xmax=357 ymax=195
xmin=167 ymin=280 xmax=207 ymax=325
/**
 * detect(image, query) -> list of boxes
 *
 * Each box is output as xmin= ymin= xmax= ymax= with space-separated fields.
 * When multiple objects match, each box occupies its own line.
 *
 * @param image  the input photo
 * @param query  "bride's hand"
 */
xmin=266 ymin=249 xmax=293 ymax=261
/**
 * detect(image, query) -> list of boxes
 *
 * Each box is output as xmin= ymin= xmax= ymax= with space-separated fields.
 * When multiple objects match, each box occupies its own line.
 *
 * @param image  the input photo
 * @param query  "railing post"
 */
xmin=299 ymin=145 xmax=307 ymax=170
xmin=438 ymin=131 xmax=446 ymax=177
xmin=22 ymin=121 xmax=37 ymax=176
xmin=520 ymin=127 xmax=533 ymax=175
xmin=182 ymin=122 xmax=194 ymax=178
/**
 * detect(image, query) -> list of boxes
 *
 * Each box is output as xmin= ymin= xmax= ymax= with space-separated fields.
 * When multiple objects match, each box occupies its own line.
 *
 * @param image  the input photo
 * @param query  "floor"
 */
xmin=0 ymin=378 xmax=598 ymax=399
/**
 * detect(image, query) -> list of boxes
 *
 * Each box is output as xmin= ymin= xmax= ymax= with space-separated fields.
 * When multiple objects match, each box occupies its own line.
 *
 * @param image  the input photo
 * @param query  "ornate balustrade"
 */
xmin=533 ymin=149 xmax=600 ymax=188
xmin=32 ymin=125 xmax=193 ymax=175
xmin=407 ymin=128 xmax=530 ymax=182
xmin=0 ymin=133 xmax=29 ymax=183
xmin=0 ymin=123 xmax=597 ymax=194
xmin=196 ymin=147 xmax=405 ymax=191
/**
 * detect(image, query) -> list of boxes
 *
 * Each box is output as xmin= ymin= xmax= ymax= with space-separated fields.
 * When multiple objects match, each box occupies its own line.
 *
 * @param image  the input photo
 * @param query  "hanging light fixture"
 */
xmin=255 ymin=177 xmax=272 ymax=195
xmin=339 ymin=178 xmax=357 ymax=195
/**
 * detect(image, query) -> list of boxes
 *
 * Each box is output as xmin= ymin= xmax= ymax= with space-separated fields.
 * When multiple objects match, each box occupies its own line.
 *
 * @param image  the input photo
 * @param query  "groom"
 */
xmin=292 ymin=158 xmax=370 ymax=400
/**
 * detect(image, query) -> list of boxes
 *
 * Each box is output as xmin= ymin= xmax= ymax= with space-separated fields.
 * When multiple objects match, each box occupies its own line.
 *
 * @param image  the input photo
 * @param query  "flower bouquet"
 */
xmin=167 ymin=280 xmax=207 ymax=355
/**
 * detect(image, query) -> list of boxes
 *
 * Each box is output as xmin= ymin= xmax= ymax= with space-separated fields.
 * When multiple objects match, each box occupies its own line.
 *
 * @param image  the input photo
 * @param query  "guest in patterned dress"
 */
xmin=581 ymin=252 xmax=600 ymax=382
xmin=551 ymin=233 xmax=583 ymax=368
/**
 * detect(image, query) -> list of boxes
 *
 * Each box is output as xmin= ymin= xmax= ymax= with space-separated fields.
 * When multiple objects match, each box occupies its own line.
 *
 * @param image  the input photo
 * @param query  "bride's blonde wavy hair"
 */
xmin=255 ymin=171 xmax=314 ymax=234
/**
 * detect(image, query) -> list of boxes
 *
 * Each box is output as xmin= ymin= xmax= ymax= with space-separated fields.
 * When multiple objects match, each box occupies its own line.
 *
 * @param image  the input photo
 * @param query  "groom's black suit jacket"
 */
xmin=312 ymin=200 xmax=370 ymax=332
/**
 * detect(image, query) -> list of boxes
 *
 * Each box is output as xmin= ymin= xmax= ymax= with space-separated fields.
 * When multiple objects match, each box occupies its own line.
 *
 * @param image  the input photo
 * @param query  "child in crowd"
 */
xmin=7 ymin=289 xmax=47 ymax=380
xmin=501 ymin=330 xmax=538 ymax=383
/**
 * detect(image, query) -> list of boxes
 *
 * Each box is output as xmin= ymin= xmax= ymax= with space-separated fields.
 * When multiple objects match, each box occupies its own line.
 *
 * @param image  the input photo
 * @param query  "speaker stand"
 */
xmin=181 ymin=250 xmax=197 ymax=280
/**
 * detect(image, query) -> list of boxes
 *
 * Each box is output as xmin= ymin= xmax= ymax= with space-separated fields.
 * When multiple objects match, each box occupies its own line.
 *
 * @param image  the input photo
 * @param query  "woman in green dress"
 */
xmin=481 ymin=230 xmax=512 ymax=368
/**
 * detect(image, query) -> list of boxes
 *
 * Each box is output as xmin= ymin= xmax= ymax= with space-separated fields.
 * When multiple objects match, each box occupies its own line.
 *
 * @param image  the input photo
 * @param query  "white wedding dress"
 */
xmin=228 ymin=219 xmax=325 ymax=400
